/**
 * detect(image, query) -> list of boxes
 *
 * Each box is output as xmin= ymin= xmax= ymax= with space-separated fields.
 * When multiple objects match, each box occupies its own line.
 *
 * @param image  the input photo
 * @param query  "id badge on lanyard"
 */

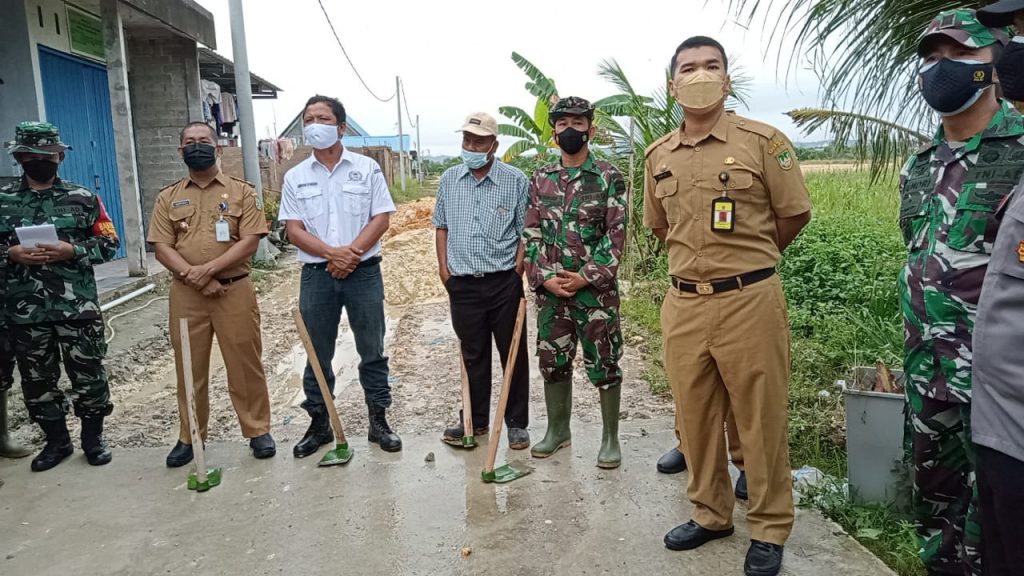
xmin=216 ymin=199 xmax=230 ymax=242
xmin=711 ymin=171 xmax=735 ymax=233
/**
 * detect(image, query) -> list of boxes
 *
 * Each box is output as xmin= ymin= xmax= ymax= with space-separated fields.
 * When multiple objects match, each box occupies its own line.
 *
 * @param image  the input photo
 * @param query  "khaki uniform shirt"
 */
xmin=643 ymin=111 xmax=812 ymax=281
xmin=147 ymin=171 xmax=268 ymax=279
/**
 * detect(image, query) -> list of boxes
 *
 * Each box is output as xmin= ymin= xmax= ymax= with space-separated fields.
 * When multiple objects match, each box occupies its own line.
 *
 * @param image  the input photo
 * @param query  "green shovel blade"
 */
xmin=318 ymin=442 xmax=353 ymax=467
xmin=481 ymin=464 xmax=531 ymax=484
xmin=461 ymin=436 xmax=477 ymax=449
xmin=187 ymin=467 xmax=223 ymax=492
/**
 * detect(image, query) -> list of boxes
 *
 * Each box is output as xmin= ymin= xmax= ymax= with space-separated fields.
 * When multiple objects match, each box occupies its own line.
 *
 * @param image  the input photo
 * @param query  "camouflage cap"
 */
xmin=4 ymin=121 xmax=71 ymax=155
xmin=977 ymin=0 xmax=1024 ymax=28
xmin=918 ymin=9 xmax=1011 ymax=56
xmin=548 ymin=96 xmax=594 ymax=126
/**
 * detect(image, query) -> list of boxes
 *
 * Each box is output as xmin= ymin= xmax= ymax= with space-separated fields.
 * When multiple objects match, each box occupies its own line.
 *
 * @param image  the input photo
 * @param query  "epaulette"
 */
xmin=159 ymin=178 xmax=186 ymax=193
xmin=733 ymin=116 xmax=777 ymax=140
xmin=54 ymin=179 xmax=92 ymax=193
xmin=644 ymin=132 xmax=675 ymax=157
xmin=229 ymin=175 xmax=255 ymax=188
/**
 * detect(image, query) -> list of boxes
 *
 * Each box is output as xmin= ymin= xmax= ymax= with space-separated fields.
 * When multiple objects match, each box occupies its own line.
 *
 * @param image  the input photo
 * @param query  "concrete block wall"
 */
xmin=126 ymin=32 xmax=196 ymax=228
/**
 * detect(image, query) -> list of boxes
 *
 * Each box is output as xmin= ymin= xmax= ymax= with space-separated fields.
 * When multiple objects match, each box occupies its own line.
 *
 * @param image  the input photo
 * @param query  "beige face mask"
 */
xmin=673 ymin=69 xmax=727 ymax=113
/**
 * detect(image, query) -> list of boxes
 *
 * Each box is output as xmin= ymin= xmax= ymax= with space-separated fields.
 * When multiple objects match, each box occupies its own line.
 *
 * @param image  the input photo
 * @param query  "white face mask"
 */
xmin=303 ymin=123 xmax=340 ymax=150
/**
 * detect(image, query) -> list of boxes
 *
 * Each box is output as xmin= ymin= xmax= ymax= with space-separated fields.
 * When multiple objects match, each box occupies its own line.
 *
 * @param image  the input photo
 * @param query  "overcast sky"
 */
xmin=194 ymin=0 xmax=825 ymax=157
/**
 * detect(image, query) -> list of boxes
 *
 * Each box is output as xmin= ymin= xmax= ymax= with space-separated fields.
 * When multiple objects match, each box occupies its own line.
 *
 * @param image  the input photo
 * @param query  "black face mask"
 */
xmin=996 ymin=40 xmax=1024 ymax=101
xmin=21 ymin=159 xmax=59 ymax=182
xmin=919 ymin=58 xmax=993 ymax=116
xmin=182 ymin=143 xmax=218 ymax=170
xmin=556 ymin=127 xmax=589 ymax=155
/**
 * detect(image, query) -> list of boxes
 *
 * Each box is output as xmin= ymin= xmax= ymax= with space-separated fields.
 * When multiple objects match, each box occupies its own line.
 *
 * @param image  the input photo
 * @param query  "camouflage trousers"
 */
xmin=906 ymin=386 xmax=981 ymax=575
xmin=10 ymin=319 xmax=113 ymax=422
xmin=0 ymin=323 xmax=14 ymax=392
xmin=536 ymin=300 xmax=622 ymax=388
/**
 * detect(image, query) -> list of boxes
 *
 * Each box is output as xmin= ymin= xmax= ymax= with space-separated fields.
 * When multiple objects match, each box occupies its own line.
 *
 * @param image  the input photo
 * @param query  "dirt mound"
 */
xmin=386 ymin=197 xmax=435 ymax=239
xmin=382 ymin=228 xmax=446 ymax=306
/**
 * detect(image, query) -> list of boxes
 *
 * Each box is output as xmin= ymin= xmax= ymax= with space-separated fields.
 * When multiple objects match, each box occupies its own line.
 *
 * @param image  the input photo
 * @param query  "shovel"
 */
xmin=292 ymin=309 xmax=353 ymax=466
xmin=458 ymin=349 xmax=477 ymax=448
xmin=481 ymin=298 xmax=531 ymax=484
xmin=180 ymin=318 xmax=222 ymax=492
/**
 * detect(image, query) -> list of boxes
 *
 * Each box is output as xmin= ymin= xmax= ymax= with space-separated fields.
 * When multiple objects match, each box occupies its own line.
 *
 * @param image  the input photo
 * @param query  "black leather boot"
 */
xmin=367 ymin=405 xmax=401 ymax=452
xmin=80 ymin=417 xmax=112 ymax=466
xmin=293 ymin=410 xmax=332 ymax=458
xmin=30 ymin=418 xmax=73 ymax=472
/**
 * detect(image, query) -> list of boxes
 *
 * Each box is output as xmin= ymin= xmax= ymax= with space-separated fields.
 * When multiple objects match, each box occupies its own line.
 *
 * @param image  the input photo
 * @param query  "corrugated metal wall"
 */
xmin=37 ymin=46 xmax=126 ymax=259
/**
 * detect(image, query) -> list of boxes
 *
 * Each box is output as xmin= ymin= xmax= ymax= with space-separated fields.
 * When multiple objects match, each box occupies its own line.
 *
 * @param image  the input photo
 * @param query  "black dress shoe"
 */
xmin=442 ymin=422 xmax=489 ymax=446
xmin=165 ymin=441 xmax=194 ymax=468
xmin=744 ymin=540 xmax=783 ymax=576
xmin=664 ymin=520 xmax=735 ymax=551
xmin=507 ymin=427 xmax=530 ymax=450
xmin=657 ymin=448 xmax=687 ymax=474
xmin=250 ymin=433 xmax=276 ymax=459
xmin=293 ymin=412 xmax=333 ymax=458
xmin=735 ymin=471 xmax=748 ymax=501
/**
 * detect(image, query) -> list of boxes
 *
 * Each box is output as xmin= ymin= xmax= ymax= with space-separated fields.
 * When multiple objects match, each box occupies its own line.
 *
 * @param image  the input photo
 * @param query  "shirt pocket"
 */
xmin=946 ymin=182 xmax=1013 ymax=253
xmin=296 ymin=186 xmax=325 ymax=218
xmin=898 ymin=190 xmax=929 ymax=250
xmin=343 ymin=184 xmax=371 ymax=216
xmin=219 ymin=204 xmax=243 ymax=239
xmin=655 ymin=179 xmax=680 ymax=223
xmin=486 ymin=205 xmax=515 ymax=240
xmin=577 ymin=200 xmax=606 ymax=243
xmin=169 ymin=205 xmax=197 ymax=238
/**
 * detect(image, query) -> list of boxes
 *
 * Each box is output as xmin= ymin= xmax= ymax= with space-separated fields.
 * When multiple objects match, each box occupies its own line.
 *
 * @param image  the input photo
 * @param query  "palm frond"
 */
xmin=786 ymin=107 xmax=930 ymax=180
xmin=511 ymin=52 xmax=559 ymax=101
xmin=498 ymin=124 xmax=534 ymax=141
xmin=502 ymin=139 xmax=537 ymax=163
xmin=498 ymin=106 xmax=541 ymax=137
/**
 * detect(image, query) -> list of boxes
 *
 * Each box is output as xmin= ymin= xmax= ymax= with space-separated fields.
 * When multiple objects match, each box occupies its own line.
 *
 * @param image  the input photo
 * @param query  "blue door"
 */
xmin=38 ymin=46 xmax=126 ymax=259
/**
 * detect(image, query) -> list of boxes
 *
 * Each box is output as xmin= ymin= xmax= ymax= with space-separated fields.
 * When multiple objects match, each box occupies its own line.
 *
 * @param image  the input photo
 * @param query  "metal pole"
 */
xmin=229 ymin=0 xmax=272 ymax=263
xmin=416 ymin=113 xmax=422 ymax=184
xmin=396 ymin=76 xmax=406 ymax=192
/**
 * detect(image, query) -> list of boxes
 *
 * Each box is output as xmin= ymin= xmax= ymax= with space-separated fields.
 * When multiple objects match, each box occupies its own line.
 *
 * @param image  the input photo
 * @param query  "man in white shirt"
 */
xmin=279 ymin=95 xmax=401 ymax=456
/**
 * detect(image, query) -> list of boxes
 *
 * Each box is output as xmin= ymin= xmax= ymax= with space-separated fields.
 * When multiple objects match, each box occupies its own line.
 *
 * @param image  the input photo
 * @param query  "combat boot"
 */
xmin=80 ymin=416 xmax=112 ymax=466
xmin=30 ymin=418 xmax=73 ymax=472
xmin=531 ymin=380 xmax=572 ymax=458
xmin=368 ymin=405 xmax=402 ymax=452
xmin=293 ymin=410 xmax=332 ymax=458
xmin=0 ymin=390 xmax=32 ymax=458
xmin=597 ymin=385 xmax=622 ymax=469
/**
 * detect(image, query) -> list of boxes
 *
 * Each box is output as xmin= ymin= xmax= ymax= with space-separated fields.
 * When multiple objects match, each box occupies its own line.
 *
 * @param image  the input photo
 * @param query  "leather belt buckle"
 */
xmin=472 ymin=272 xmax=485 ymax=278
xmin=696 ymin=282 xmax=714 ymax=295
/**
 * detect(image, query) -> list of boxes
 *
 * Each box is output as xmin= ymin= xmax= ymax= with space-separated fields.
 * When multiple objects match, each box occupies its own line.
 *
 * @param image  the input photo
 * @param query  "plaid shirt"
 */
xmin=433 ymin=160 xmax=528 ymax=276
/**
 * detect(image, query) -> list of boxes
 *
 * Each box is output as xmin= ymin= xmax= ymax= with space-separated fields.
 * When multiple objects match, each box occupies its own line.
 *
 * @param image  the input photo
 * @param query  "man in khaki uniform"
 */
xmin=645 ymin=37 xmax=811 ymax=576
xmin=148 ymin=121 xmax=275 ymax=467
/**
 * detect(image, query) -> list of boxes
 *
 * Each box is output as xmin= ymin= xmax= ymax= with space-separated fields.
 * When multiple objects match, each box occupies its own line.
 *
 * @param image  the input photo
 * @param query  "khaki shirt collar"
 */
xmin=185 ymin=169 xmax=228 ymax=189
xmin=669 ymin=109 xmax=732 ymax=150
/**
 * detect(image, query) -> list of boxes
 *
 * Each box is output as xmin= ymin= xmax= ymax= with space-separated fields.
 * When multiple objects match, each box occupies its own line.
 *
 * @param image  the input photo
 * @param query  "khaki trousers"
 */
xmin=169 ymin=277 xmax=271 ymax=443
xmin=662 ymin=275 xmax=794 ymax=545
xmin=674 ymin=406 xmax=744 ymax=471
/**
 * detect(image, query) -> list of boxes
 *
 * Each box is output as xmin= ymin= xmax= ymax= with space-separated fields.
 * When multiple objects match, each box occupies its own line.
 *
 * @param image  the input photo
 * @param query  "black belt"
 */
xmin=671 ymin=268 xmax=775 ymax=295
xmin=217 ymin=273 xmax=249 ymax=285
xmin=304 ymin=256 xmax=381 ymax=271
xmin=456 ymin=268 xmax=515 ymax=279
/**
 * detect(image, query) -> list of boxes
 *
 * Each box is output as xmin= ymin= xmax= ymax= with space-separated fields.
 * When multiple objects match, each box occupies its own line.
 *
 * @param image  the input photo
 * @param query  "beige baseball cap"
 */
xmin=459 ymin=112 xmax=498 ymax=137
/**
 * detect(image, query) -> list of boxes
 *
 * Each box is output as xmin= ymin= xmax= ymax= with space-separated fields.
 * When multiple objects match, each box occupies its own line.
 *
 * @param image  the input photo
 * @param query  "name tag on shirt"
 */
xmin=215 ymin=219 xmax=230 ymax=242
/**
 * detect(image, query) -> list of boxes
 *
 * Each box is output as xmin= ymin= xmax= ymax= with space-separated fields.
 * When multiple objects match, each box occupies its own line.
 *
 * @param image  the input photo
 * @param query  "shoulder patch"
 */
xmin=644 ymin=132 xmax=676 ymax=157
xmin=734 ymin=116 xmax=777 ymax=140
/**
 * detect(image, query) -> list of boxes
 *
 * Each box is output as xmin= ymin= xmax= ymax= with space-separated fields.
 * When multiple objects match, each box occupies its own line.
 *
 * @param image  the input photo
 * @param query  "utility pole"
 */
xmin=229 ymin=0 xmax=273 ymax=263
xmin=416 ymin=114 xmax=422 ymax=183
xmin=396 ymin=76 xmax=406 ymax=192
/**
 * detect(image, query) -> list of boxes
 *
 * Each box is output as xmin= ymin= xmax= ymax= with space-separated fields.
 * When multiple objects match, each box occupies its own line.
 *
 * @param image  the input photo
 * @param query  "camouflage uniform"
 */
xmin=900 ymin=13 xmax=1018 ymax=572
xmin=523 ymin=152 xmax=627 ymax=388
xmin=0 ymin=268 xmax=13 ymax=392
xmin=0 ymin=123 xmax=119 ymax=423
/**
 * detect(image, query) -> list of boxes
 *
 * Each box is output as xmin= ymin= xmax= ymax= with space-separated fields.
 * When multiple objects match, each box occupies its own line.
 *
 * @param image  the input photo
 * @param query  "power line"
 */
xmin=316 ymin=0 xmax=396 ymax=103
xmin=400 ymin=78 xmax=416 ymax=129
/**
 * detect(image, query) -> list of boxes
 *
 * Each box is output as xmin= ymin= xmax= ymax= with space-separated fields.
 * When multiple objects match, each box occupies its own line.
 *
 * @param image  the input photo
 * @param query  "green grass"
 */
xmin=389 ymin=178 xmax=436 ymax=205
xmin=620 ymin=169 xmax=922 ymax=575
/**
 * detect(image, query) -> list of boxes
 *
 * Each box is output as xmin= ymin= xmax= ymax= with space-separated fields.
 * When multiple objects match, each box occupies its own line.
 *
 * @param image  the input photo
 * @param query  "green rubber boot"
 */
xmin=597 ymin=386 xmax=621 ymax=469
xmin=0 ymin=391 xmax=32 ymax=459
xmin=531 ymin=380 xmax=572 ymax=458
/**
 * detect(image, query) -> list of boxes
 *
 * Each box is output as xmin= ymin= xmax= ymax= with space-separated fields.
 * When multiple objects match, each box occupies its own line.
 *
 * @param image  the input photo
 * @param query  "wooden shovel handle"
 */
xmin=460 ymin=346 xmax=474 ymax=433
xmin=179 ymin=318 xmax=207 ymax=483
xmin=484 ymin=298 xmax=527 ymax=473
xmin=292 ymin=309 xmax=347 ymax=445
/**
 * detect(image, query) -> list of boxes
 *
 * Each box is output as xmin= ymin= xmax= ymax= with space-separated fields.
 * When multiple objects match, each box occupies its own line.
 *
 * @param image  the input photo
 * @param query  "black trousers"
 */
xmin=975 ymin=443 xmax=1024 ymax=576
xmin=446 ymin=269 xmax=529 ymax=429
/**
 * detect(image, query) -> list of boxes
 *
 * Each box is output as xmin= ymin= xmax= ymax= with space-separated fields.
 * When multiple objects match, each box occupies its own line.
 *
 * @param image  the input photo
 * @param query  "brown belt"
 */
xmin=216 ymin=273 xmax=249 ymax=285
xmin=671 ymin=268 xmax=775 ymax=295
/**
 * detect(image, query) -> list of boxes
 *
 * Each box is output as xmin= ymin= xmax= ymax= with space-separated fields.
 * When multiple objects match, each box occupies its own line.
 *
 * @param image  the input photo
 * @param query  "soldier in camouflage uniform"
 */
xmin=523 ymin=96 xmax=627 ymax=469
xmin=0 ymin=122 xmax=120 ymax=472
xmin=899 ymin=10 xmax=1018 ymax=575
xmin=1 ymin=265 xmax=33 ymax=459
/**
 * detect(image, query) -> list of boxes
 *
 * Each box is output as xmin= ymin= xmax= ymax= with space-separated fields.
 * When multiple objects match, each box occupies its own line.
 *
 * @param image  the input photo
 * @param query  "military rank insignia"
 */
xmin=1018 ymin=241 xmax=1024 ymax=263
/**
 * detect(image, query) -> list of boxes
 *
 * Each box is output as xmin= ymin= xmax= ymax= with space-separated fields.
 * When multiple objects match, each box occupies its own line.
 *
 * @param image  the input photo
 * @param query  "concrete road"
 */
xmin=0 ymin=422 xmax=893 ymax=576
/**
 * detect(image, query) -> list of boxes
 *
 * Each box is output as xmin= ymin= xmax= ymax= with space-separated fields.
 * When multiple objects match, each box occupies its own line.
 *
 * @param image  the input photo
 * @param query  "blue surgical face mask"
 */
xmin=461 ymin=148 xmax=490 ymax=169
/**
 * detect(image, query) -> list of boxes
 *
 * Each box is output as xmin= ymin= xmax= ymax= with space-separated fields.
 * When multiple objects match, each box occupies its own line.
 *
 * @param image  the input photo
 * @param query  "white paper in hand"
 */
xmin=15 ymin=224 xmax=59 ymax=248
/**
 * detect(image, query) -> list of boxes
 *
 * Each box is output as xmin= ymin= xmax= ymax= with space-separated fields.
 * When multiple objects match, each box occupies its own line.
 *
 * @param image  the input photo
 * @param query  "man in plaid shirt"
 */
xmin=433 ymin=112 xmax=531 ymax=450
